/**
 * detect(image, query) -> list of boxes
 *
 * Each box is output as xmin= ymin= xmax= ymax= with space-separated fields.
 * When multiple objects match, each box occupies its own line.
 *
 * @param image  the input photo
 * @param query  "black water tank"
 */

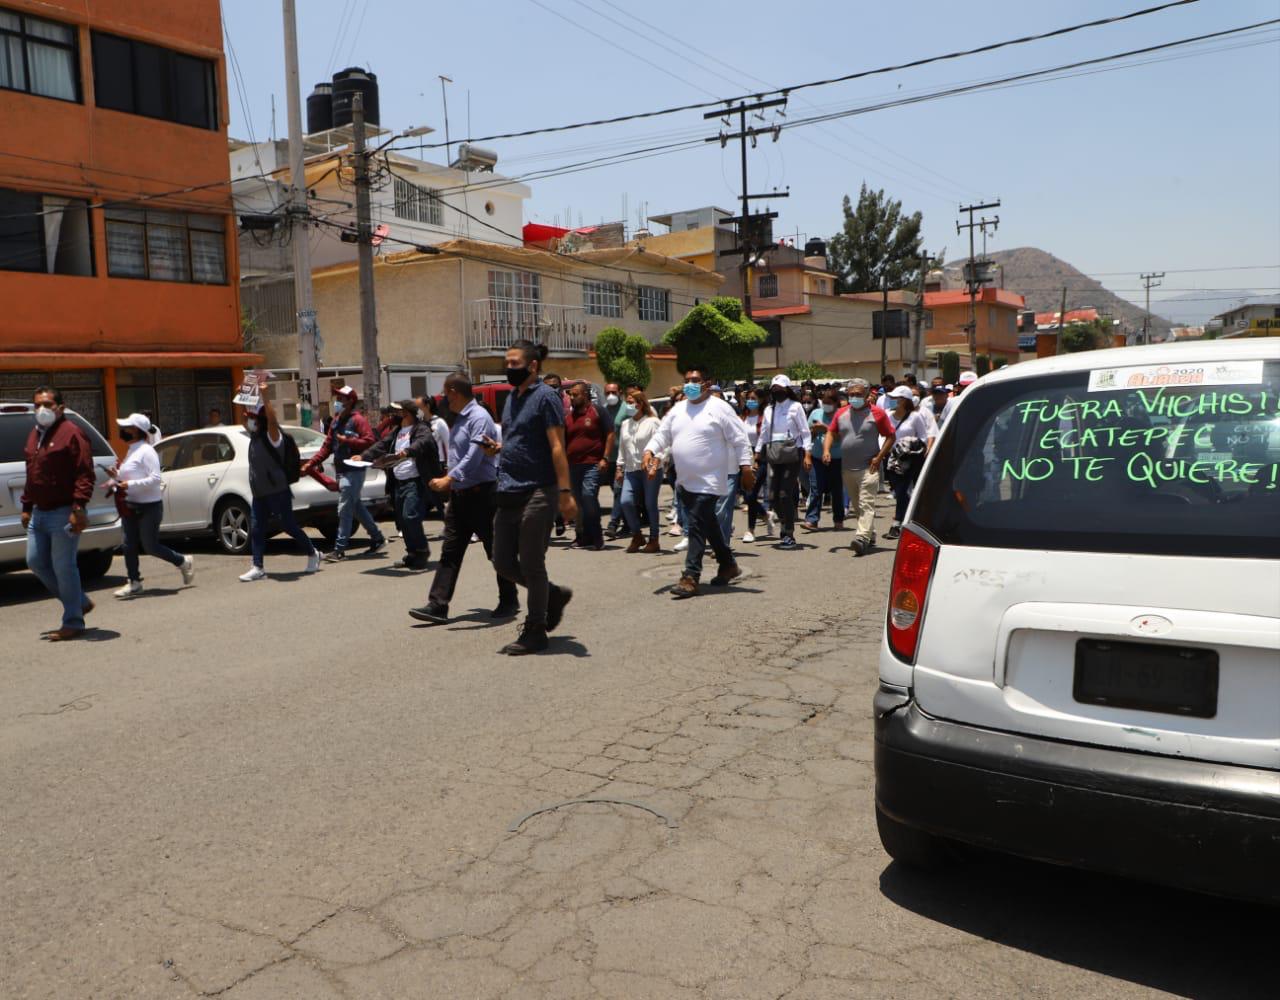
xmin=804 ymin=237 xmax=827 ymax=258
xmin=331 ymin=67 xmax=379 ymax=128
xmin=306 ymin=82 xmax=332 ymax=134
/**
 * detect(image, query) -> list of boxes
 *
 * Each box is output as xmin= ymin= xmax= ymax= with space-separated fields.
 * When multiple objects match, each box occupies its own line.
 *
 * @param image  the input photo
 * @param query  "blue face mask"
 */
xmin=333 ymin=401 xmax=344 ymax=415
xmin=849 ymin=397 xmax=867 ymax=410
xmin=745 ymin=399 xmax=759 ymax=411
xmin=619 ymin=402 xmax=636 ymax=420
xmin=683 ymin=382 xmax=702 ymax=402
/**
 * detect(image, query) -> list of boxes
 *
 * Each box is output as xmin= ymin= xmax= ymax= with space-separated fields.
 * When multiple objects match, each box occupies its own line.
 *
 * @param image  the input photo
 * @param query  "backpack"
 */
xmin=264 ymin=431 xmax=302 ymax=483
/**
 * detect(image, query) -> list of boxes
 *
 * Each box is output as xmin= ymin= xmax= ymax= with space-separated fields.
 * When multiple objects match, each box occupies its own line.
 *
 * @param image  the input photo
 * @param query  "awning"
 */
xmin=751 ymin=304 xmax=812 ymax=318
xmin=0 ymin=351 xmax=264 ymax=369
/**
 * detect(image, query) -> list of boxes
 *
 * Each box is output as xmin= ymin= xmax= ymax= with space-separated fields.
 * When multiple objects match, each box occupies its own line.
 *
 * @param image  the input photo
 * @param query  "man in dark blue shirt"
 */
xmin=486 ymin=340 xmax=577 ymax=655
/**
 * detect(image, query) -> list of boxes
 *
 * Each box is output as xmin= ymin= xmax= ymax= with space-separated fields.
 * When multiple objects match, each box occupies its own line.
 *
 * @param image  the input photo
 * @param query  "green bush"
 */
xmin=785 ymin=361 xmax=836 ymax=382
xmin=663 ymin=297 xmax=768 ymax=383
xmin=594 ymin=326 xmax=652 ymax=388
xmin=975 ymin=353 xmax=991 ymax=376
xmin=939 ymin=351 xmax=960 ymax=385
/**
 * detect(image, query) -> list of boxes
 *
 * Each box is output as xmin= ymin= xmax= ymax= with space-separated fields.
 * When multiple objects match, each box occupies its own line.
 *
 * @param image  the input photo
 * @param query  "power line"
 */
xmin=397 ymin=0 xmax=1205 ymax=150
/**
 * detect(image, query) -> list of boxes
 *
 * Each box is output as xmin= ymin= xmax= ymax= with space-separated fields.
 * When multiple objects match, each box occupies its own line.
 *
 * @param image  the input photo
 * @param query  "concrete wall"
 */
xmin=927 ymin=302 xmax=1021 ymax=361
xmin=753 ymin=298 xmax=888 ymax=378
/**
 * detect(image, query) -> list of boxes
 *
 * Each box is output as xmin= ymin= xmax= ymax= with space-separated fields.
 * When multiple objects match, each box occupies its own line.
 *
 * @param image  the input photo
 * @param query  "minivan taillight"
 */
xmin=887 ymin=527 xmax=939 ymax=662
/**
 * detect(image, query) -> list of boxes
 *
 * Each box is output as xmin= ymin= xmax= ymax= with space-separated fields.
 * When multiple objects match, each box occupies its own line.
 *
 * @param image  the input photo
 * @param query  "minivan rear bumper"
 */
xmin=874 ymin=688 xmax=1280 ymax=904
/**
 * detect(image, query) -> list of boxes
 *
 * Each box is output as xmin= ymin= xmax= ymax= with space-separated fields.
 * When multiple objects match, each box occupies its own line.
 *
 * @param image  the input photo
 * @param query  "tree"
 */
xmin=939 ymin=350 xmax=960 ymax=385
xmin=785 ymin=361 xmax=836 ymax=382
xmin=828 ymin=183 xmax=932 ymax=293
xmin=594 ymin=326 xmax=652 ymax=388
xmin=663 ymin=296 xmax=768 ymax=383
xmin=1061 ymin=319 xmax=1110 ymax=353
xmin=975 ymin=353 xmax=991 ymax=376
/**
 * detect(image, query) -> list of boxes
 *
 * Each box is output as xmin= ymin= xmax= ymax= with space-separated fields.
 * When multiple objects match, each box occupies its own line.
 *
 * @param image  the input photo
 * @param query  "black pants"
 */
xmin=428 ymin=483 xmax=517 ymax=609
xmin=493 ymin=486 xmax=559 ymax=628
xmin=769 ymin=461 xmax=801 ymax=538
xmin=678 ymin=487 xmax=734 ymax=582
xmin=122 ymin=500 xmax=184 ymax=581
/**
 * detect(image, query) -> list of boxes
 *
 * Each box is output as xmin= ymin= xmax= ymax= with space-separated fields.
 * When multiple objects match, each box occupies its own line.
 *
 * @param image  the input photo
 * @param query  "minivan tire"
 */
xmin=875 ymin=804 xmax=959 ymax=869
xmin=77 ymin=549 xmax=115 ymax=582
xmin=214 ymin=497 xmax=252 ymax=555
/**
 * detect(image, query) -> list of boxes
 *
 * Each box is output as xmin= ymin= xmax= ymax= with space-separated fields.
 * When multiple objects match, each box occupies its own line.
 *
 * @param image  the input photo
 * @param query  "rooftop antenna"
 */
xmin=438 ymin=75 xmax=453 ymax=164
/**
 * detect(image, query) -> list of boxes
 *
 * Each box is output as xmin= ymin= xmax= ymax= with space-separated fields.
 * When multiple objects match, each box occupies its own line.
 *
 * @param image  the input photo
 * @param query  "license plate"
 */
xmin=1073 ymin=639 xmax=1218 ymax=718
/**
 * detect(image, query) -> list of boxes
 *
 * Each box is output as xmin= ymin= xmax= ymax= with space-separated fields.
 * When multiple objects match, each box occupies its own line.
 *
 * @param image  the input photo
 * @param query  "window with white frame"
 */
xmin=393 ymin=176 xmax=443 ymax=226
xmin=0 ymin=7 xmax=79 ymax=102
xmin=487 ymin=269 xmax=541 ymax=333
xmin=637 ymin=285 xmax=670 ymax=323
xmin=583 ymin=279 xmax=622 ymax=317
xmin=759 ymin=273 xmax=778 ymax=298
xmin=105 ymin=207 xmax=226 ymax=284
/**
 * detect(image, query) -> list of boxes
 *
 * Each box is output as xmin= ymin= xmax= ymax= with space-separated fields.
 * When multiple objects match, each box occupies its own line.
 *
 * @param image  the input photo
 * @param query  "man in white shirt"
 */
xmin=756 ymin=374 xmax=812 ymax=549
xmin=644 ymin=366 xmax=754 ymax=599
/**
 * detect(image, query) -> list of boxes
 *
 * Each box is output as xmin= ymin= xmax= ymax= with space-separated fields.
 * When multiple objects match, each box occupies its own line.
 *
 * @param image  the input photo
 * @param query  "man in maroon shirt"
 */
xmin=564 ymin=383 xmax=615 ymax=550
xmin=301 ymin=385 xmax=386 ymax=561
xmin=22 ymin=387 xmax=97 ymax=640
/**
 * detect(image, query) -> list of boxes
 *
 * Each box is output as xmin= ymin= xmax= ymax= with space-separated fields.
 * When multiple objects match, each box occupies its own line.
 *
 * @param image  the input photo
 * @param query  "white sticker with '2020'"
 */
xmin=1087 ymin=360 xmax=1264 ymax=393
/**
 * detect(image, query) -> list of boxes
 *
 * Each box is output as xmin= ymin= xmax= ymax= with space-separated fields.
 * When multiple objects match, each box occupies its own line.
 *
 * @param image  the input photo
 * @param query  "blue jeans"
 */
xmin=26 ymin=505 xmax=87 ymax=630
xmin=251 ymin=490 xmax=318 ymax=568
xmin=122 ymin=500 xmax=184 ymax=581
xmin=570 ymin=463 xmax=603 ymax=547
xmin=394 ymin=476 xmax=429 ymax=557
xmin=805 ymin=457 xmax=845 ymax=526
xmin=619 ymin=469 xmax=661 ymax=540
xmin=336 ymin=467 xmax=384 ymax=553
xmin=715 ymin=472 xmax=739 ymax=547
xmin=606 ymin=465 xmax=622 ymax=530
xmin=678 ymin=487 xmax=734 ymax=582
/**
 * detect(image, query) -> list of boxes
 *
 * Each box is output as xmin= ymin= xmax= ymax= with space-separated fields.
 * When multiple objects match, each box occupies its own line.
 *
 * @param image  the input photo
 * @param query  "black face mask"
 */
xmin=771 ymin=390 xmax=787 ymax=403
xmin=506 ymin=366 xmax=530 ymax=385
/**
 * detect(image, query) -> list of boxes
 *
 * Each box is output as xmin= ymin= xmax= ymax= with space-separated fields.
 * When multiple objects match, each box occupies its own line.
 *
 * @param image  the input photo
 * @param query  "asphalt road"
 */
xmin=1 ymin=494 xmax=1273 ymax=999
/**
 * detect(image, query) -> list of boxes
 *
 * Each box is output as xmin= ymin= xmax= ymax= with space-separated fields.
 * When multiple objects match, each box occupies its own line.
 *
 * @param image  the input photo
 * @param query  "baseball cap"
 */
xmin=335 ymin=385 xmax=357 ymax=397
xmin=889 ymin=385 xmax=915 ymax=400
xmin=115 ymin=412 xmax=152 ymax=433
xmin=929 ymin=383 xmax=949 ymax=395
xmin=958 ymin=371 xmax=978 ymax=385
xmin=770 ymin=374 xmax=792 ymax=389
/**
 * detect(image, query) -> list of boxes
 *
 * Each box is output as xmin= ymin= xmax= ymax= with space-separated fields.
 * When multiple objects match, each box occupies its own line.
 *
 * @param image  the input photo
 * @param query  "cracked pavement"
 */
xmin=1 ymin=497 xmax=1273 ymax=999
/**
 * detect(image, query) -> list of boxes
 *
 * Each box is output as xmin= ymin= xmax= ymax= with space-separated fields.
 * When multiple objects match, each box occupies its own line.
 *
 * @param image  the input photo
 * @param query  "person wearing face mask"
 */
xmin=600 ymin=382 xmax=627 ymax=539
xmin=803 ymin=389 xmax=846 ymax=531
xmin=414 ymin=395 xmax=451 ymax=518
xmin=108 ymin=413 xmax=195 ymax=598
xmin=21 ymin=386 xmax=97 ymax=641
xmin=755 ymin=374 xmax=811 ymax=550
xmin=615 ymin=388 xmax=663 ymax=553
xmin=357 ymin=401 xmax=441 ymax=570
xmin=737 ymin=388 xmax=771 ymax=543
xmin=643 ymin=366 xmax=753 ymax=599
xmin=240 ymin=384 xmax=321 ymax=581
xmin=882 ymin=384 xmax=937 ymax=540
xmin=302 ymin=385 xmax=385 ymax=561
xmin=825 ymin=378 xmax=895 ymax=556
xmin=564 ymin=382 xmax=615 ymax=551
xmin=485 ymin=340 xmax=577 ymax=655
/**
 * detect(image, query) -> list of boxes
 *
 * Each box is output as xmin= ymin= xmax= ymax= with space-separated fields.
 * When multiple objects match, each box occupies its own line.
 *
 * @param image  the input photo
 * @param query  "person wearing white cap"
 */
xmin=882 ymin=385 xmax=937 ymax=540
xmin=108 ymin=413 xmax=194 ymax=597
xmin=755 ymin=374 xmax=811 ymax=549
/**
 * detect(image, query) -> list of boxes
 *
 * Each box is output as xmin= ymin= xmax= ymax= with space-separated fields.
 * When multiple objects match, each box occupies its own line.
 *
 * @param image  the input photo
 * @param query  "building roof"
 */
xmin=924 ymin=288 xmax=1026 ymax=309
xmin=1211 ymin=297 xmax=1280 ymax=321
xmin=647 ymin=207 xmax=733 ymax=227
xmin=751 ymin=304 xmax=812 ymax=318
xmin=1034 ymin=307 xmax=1100 ymax=326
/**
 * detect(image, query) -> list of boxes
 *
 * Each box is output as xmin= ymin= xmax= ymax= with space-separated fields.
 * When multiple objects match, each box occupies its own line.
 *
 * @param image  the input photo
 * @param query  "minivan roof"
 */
xmin=980 ymin=338 xmax=1280 ymax=387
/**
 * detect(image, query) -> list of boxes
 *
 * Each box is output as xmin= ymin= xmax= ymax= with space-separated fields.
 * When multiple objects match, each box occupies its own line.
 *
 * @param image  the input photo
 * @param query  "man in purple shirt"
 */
xmin=409 ymin=372 xmax=518 ymax=625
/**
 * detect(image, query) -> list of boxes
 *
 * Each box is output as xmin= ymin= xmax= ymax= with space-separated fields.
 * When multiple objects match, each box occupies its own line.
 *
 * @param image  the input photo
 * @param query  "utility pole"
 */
xmin=914 ymin=250 xmax=937 ymax=375
xmin=1140 ymin=271 xmax=1164 ymax=344
xmin=282 ymin=0 xmax=318 ymax=427
xmin=1056 ymin=287 xmax=1068 ymax=355
xmin=957 ymin=200 xmax=1000 ymax=367
xmin=880 ymin=274 xmax=889 ymax=379
xmin=704 ymin=98 xmax=788 ymax=320
xmin=352 ymin=91 xmax=381 ymax=413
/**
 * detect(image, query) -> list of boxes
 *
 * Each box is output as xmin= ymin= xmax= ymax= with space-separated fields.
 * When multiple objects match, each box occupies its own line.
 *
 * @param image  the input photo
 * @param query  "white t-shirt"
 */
xmin=893 ymin=409 xmax=937 ymax=444
xmin=647 ymin=396 xmax=752 ymax=496
xmin=431 ymin=416 xmax=449 ymax=463
xmin=117 ymin=439 xmax=165 ymax=504
xmin=619 ymin=414 xmax=661 ymax=473
xmin=392 ymin=426 xmax=417 ymax=480
xmin=757 ymin=399 xmax=813 ymax=457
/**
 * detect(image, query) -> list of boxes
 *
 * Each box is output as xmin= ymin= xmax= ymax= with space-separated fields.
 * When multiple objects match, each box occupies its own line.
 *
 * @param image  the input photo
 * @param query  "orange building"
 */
xmin=923 ymin=287 xmax=1025 ymax=366
xmin=0 ymin=0 xmax=255 ymax=441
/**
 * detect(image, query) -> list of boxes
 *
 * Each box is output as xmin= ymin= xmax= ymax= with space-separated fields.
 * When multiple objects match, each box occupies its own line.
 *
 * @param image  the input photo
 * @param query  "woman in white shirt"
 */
xmin=883 ymin=386 xmax=938 ymax=539
xmin=616 ymin=388 xmax=664 ymax=553
xmin=755 ymin=374 xmax=812 ymax=549
xmin=738 ymin=388 xmax=772 ymax=542
xmin=109 ymin=412 xmax=194 ymax=598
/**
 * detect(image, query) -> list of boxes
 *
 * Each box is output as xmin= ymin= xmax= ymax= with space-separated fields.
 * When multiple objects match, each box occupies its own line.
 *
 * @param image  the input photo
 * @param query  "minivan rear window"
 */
xmin=913 ymin=358 xmax=1280 ymax=559
xmin=0 ymin=411 xmax=114 ymax=462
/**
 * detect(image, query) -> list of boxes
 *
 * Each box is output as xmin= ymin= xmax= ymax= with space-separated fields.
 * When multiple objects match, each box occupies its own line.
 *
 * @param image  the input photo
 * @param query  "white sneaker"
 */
xmin=179 ymin=555 xmax=195 ymax=585
xmin=666 ymin=509 xmax=678 ymax=523
xmin=768 ymin=511 xmax=780 ymax=533
xmin=113 ymin=581 xmax=143 ymax=599
xmin=305 ymin=551 xmax=321 ymax=574
xmin=741 ymin=531 xmax=755 ymax=543
xmin=668 ymin=523 xmax=683 ymax=537
xmin=239 ymin=566 xmax=268 ymax=582
xmin=674 ymin=537 xmax=689 ymax=551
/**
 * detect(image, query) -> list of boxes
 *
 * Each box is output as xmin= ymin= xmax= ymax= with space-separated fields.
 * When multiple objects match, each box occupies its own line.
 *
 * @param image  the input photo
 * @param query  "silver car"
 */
xmin=0 ymin=403 xmax=121 ymax=581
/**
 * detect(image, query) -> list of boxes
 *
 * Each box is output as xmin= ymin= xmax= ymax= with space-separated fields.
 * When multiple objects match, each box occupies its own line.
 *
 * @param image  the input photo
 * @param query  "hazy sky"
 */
xmin=221 ymin=0 xmax=1280 ymax=321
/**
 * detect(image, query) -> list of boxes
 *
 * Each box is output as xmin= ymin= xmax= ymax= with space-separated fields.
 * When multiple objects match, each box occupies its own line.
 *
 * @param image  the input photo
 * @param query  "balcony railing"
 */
xmin=467 ymin=298 xmax=591 ymax=354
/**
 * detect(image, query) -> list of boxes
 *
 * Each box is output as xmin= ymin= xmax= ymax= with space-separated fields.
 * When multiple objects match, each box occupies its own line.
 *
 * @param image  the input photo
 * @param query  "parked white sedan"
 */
xmin=155 ymin=425 xmax=388 ymax=554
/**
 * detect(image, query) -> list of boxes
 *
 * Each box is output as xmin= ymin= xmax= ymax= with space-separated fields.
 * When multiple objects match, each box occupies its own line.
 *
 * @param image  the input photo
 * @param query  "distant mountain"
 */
xmin=941 ymin=247 xmax=1171 ymax=337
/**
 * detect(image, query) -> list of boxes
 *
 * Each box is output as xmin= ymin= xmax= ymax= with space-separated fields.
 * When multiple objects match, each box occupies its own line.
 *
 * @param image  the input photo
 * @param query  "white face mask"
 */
xmin=35 ymin=406 xmax=57 ymax=428
xmin=246 ymin=418 xmax=259 ymax=433
xmin=605 ymin=393 xmax=619 ymax=406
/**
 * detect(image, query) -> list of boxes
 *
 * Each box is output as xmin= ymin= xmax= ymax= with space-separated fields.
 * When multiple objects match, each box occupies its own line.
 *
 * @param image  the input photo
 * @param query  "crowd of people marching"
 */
xmin=18 ymin=344 xmax=979 ymax=653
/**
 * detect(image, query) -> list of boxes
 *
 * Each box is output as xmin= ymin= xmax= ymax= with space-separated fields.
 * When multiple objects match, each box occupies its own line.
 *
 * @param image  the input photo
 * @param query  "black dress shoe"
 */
xmin=408 ymin=603 xmax=449 ymax=624
xmin=546 ymin=585 xmax=573 ymax=631
xmin=490 ymin=601 xmax=520 ymax=619
xmin=500 ymin=626 xmax=548 ymax=655
xmin=366 ymin=538 xmax=387 ymax=556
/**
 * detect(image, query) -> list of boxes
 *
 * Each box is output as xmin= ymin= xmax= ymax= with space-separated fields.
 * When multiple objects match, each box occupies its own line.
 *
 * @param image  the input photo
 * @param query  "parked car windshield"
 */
xmin=913 ymin=358 xmax=1280 ymax=559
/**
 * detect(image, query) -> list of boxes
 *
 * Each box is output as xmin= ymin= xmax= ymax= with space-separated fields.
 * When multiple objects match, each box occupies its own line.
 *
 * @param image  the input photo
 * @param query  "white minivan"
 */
xmin=875 ymin=339 xmax=1280 ymax=904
